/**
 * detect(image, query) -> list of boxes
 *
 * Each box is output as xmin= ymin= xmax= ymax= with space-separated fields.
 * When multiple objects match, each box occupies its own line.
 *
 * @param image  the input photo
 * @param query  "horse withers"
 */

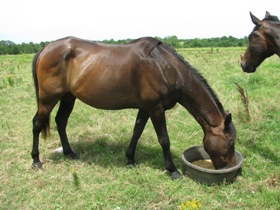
xmin=241 ymin=11 xmax=280 ymax=73
xmin=31 ymin=36 xmax=236 ymax=179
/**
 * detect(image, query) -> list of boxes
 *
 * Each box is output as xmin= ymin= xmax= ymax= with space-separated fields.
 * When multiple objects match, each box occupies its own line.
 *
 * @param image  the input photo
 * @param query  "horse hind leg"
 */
xmin=32 ymin=105 xmax=54 ymax=169
xmin=55 ymin=93 xmax=78 ymax=159
xmin=126 ymin=109 xmax=149 ymax=167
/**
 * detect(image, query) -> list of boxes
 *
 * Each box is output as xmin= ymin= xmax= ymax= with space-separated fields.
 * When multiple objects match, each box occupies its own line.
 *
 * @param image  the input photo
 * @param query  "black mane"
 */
xmin=263 ymin=11 xmax=279 ymax=22
xmin=159 ymin=42 xmax=225 ymax=114
xmin=130 ymin=37 xmax=162 ymax=57
xmin=129 ymin=37 xmax=225 ymax=115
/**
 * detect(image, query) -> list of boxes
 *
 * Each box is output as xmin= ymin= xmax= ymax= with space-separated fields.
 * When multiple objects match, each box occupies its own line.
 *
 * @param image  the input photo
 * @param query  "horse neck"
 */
xmin=267 ymin=22 xmax=280 ymax=56
xmin=179 ymin=69 xmax=225 ymax=133
xmin=274 ymin=26 xmax=280 ymax=57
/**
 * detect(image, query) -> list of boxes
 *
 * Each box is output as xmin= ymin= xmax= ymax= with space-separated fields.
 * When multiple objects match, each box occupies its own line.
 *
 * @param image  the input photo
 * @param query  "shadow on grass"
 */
xmin=250 ymin=144 xmax=279 ymax=165
xmin=48 ymin=136 xmax=174 ymax=171
xmin=238 ymin=131 xmax=279 ymax=165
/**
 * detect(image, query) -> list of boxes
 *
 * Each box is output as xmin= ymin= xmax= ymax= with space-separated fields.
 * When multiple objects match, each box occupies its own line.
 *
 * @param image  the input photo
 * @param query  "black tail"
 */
xmin=32 ymin=50 xmax=42 ymax=105
xmin=32 ymin=49 xmax=50 ymax=139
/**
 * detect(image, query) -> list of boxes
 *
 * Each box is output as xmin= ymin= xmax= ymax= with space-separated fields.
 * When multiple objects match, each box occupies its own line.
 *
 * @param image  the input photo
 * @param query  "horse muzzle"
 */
xmin=241 ymin=62 xmax=256 ymax=73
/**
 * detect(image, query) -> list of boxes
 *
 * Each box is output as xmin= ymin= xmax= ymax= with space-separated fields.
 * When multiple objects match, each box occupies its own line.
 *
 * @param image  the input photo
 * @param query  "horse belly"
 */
xmin=73 ymin=78 xmax=140 ymax=110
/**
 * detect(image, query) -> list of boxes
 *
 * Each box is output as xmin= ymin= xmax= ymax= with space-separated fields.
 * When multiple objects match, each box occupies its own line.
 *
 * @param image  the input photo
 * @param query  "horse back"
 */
xmin=35 ymin=37 xmax=183 ymax=110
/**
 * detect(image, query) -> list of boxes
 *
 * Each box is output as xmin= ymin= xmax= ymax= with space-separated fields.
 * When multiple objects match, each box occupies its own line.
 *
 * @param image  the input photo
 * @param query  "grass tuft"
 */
xmin=234 ymin=82 xmax=250 ymax=122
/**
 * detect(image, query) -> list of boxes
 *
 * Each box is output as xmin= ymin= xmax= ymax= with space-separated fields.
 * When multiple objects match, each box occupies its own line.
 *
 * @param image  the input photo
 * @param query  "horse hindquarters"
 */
xmin=31 ymin=44 xmax=74 ymax=168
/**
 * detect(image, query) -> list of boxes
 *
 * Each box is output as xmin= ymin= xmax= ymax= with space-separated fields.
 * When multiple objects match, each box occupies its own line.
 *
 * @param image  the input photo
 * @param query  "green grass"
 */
xmin=0 ymin=49 xmax=279 ymax=210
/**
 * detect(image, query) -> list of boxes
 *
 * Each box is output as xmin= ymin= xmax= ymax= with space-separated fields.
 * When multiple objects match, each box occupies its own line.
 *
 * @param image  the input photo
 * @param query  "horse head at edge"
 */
xmin=241 ymin=11 xmax=280 ymax=73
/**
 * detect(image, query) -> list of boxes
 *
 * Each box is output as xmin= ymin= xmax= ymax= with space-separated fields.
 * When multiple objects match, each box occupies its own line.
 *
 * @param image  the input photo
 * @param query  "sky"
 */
xmin=1 ymin=0 xmax=280 ymax=44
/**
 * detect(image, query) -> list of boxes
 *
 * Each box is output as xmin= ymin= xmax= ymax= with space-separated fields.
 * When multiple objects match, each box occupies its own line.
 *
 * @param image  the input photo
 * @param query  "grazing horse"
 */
xmin=31 ymin=36 xmax=236 ymax=179
xmin=241 ymin=11 xmax=280 ymax=73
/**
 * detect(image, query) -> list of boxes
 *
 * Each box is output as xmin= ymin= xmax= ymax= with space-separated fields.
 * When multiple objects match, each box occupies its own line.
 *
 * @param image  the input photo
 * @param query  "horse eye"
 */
xmin=227 ymin=138 xmax=234 ymax=146
xmin=252 ymin=33 xmax=259 ymax=39
xmin=249 ymin=33 xmax=258 ymax=41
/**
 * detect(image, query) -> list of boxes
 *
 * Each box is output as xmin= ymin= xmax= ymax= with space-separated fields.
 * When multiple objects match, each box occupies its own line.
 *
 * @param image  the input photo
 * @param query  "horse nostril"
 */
xmin=241 ymin=62 xmax=252 ymax=73
xmin=241 ymin=63 xmax=247 ymax=72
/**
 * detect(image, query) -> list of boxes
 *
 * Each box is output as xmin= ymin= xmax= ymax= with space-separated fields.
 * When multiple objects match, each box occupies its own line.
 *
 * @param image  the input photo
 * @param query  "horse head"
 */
xmin=203 ymin=113 xmax=236 ymax=169
xmin=241 ymin=11 xmax=280 ymax=73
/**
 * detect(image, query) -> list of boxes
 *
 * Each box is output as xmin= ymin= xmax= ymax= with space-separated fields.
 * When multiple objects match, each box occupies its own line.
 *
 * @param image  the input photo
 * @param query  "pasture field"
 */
xmin=0 ymin=48 xmax=279 ymax=209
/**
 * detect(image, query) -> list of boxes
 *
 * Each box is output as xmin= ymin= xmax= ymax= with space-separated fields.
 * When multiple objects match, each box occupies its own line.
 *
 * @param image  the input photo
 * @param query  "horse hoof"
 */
xmin=32 ymin=162 xmax=42 ymax=170
xmin=126 ymin=163 xmax=136 ymax=169
xmin=70 ymin=153 xmax=79 ymax=159
xmin=171 ymin=171 xmax=182 ymax=180
xmin=64 ymin=151 xmax=79 ymax=159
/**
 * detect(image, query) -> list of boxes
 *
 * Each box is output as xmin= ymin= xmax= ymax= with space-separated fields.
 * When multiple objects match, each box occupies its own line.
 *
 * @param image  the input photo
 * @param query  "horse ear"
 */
xmin=224 ymin=113 xmax=232 ymax=130
xmin=264 ymin=11 xmax=280 ymax=22
xmin=250 ymin=12 xmax=262 ymax=26
xmin=265 ymin=11 xmax=271 ymax=19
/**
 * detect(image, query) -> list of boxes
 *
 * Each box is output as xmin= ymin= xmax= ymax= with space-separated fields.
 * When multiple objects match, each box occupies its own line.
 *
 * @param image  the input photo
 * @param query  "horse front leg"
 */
xmin=55 ymin=94 xmax=78 ymax=159
xmin=126 ymin=109 xmax=149 ymax=167
xmin=150 ymin=109 xmax=181 ymax=180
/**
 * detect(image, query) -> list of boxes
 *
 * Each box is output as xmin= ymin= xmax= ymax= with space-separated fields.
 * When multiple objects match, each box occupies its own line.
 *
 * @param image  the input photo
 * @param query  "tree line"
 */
xmin=0 ymin=36 xmax=248 ymax=55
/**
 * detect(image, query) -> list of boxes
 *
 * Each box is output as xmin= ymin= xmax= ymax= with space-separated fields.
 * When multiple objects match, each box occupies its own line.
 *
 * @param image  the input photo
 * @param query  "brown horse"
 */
xmin=32 ymin=36 xmax=236 ymax=179
xmin=241 ymin=11 xmax=280 ymax=73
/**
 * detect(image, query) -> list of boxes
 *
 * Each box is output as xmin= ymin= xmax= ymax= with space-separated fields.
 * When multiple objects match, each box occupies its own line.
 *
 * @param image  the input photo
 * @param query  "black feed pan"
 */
xmin=182 ymin=146 xmax=243 ymax=185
